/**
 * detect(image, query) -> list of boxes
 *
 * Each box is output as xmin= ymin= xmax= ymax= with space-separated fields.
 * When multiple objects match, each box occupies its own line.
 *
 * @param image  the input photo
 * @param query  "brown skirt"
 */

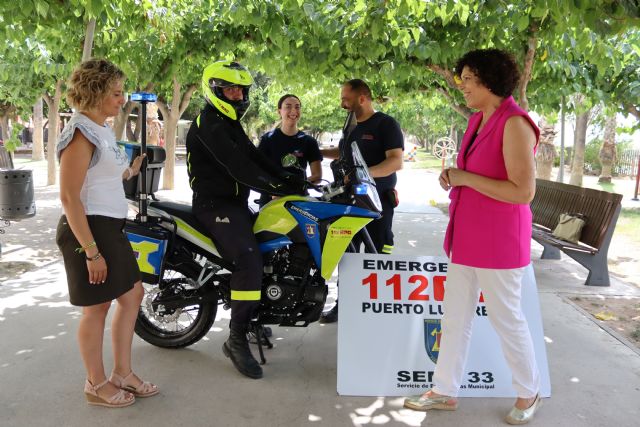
xmin=56 ymin=215 xmax=141 ymax=306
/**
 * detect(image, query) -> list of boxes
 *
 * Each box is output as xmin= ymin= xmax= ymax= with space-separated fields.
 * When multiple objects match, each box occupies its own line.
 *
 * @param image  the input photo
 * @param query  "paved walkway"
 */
xmin=1 ymin=158 xmax=639 ymax=426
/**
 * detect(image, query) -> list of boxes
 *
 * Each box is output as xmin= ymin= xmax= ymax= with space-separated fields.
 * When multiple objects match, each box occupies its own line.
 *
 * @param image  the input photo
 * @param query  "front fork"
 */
xmin=348 ymin=226 xmax=378 ymax=253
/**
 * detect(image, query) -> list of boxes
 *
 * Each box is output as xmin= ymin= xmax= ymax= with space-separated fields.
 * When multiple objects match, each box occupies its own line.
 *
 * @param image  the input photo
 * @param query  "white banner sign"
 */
xmin=337 ymin=253 xmax=551 ymax=397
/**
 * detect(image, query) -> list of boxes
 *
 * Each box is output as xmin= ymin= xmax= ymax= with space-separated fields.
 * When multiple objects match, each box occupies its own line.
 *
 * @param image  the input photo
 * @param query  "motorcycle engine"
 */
xmin=258 ymin=244 xmax=326 ymax=326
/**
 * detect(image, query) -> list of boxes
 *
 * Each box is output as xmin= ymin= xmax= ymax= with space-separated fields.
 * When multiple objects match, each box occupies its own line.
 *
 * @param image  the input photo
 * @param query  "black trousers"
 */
xmin=194 ymin=199 xmax=262 ymax=324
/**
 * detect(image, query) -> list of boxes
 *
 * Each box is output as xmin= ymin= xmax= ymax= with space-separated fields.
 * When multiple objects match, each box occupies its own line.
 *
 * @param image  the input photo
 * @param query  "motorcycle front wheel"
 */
xmin=135 ymin=262 xmax=218 ymax=348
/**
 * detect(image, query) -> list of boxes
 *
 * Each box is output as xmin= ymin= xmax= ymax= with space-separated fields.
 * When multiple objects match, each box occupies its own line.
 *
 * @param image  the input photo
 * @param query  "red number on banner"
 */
xmin=362 ymin=273 xmax=378 ymax=299
xmin=433 ymin=275 xmax=446 ymax=302
xmin=386 ymin=274 xmax=402 ymax=300
xmin=408 ymin=275 xmax=429 ymax=300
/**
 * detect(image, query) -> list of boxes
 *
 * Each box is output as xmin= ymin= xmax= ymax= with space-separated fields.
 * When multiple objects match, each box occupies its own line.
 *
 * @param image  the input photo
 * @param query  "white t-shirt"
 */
xmin=57 ymin=113 xmax=129 ymax=218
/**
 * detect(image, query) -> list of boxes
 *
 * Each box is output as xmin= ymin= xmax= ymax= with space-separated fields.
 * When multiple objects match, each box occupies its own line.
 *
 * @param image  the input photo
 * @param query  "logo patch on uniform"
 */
xmin=305 ymin=224 xmax=316 ymax=237
xmin=215 ymin=216 xmax=230 ymax=223
xmin=361 ymin=134 xmax=374 ymax=140
xmin=424 ymin=319 xmax=442 ymax=363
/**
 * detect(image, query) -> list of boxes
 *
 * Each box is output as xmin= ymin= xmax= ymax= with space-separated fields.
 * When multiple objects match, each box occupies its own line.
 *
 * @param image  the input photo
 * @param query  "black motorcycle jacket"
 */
xmin=186 ymin=104 xmax=305 ymax=204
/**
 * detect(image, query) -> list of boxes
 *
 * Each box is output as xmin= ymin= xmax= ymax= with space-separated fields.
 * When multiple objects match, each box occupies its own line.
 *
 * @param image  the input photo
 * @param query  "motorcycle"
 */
xmin=124 ymin=140 xmax=382 ymax=361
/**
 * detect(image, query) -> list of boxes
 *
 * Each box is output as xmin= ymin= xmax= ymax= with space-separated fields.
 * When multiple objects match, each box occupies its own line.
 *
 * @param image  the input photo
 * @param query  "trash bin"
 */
xmin=118 ymin=142 xmax=166 ymax=201
xmin=0 ymin=169 xmax=36 ymax=220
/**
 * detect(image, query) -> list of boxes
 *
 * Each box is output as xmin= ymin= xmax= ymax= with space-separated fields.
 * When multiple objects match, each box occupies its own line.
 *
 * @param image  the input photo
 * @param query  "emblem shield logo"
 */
xmin=305 ymin=224 xmax=315 ymax=237
xmin=424 ymin=319 xmax=442 ymax=364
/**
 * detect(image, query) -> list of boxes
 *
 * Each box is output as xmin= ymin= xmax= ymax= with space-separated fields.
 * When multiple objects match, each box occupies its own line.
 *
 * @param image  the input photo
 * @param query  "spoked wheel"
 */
xmin=135 ymin=262 xmax=218 ymax=348
xmin=432 ymin=137 xmax=457 ymax=160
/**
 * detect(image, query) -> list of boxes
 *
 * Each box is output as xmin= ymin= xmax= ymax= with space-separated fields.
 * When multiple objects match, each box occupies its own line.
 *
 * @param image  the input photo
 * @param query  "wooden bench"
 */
xmin=530 ymin=179 xmax=622 ymax=287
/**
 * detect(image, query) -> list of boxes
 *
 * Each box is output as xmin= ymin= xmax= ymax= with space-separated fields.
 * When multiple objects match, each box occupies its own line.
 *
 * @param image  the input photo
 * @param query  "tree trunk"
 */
xmin=114 ymin=102 xmax=136 ymax=141
xmin=0 ymin=114 xmax=9 ymax=142
xmin=118 ymin=83 xmax=154 ymax=141
xmin=156 ymin=77 xmax=197 ymax=190
xmin=569 ymin=107 xmax=590 ymax=187
xmin=535 ymin=116 xmax=557 ymax=179
xmin=518 ymin=31 xmax=538 ymax=111
xmin=82 ymin=18 xmax=96 ymax=61
xmin=126 ymin=114 xmax=136 ymax=141
xmin=0 ymin=102 xmax=16 ymax=142
xmin=0 ymin=113 xmax=13 ymax=169
xmin=598 ymin=113 xmax=617 ymax=183
xmin=43 ymin=80 xmax=63 ymax=186
xmin=32 ymin=98 xmax=45 ymax=161
xmin=146 ymin=103 xmax=161 ymax=146
xmin=133 ymin=109 xmax=142 ymax=142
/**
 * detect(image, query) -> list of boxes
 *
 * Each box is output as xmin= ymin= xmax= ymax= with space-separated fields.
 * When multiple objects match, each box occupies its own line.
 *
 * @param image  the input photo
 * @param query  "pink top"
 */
xmin=443 ymin=96 xmax=539 ymax=269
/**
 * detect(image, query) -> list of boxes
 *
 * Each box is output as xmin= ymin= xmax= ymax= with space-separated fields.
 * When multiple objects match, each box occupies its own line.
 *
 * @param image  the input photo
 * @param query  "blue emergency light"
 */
xmin=353 ymin=183 xmax=369 ymax=195
xmin=130 ymin=92 xmax=157 ymax=102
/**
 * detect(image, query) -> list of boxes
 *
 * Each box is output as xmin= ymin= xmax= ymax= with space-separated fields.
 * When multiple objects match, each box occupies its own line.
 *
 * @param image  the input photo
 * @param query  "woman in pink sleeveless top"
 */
xmin=404 ymin=49 xmax=542 ymax=425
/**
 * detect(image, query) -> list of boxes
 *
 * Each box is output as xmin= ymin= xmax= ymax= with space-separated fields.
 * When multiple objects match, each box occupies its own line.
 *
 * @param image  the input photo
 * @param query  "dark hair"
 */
xmin=454 ymin=49 xmax=520 ymax=98
xmin=343 ymin=79 xmax=372 ymax=100
xmin=277 ymin=94 xmax=301 ymax=109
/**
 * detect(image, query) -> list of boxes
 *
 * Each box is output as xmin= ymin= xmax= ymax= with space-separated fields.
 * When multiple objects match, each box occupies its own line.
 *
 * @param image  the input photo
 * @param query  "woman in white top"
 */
xmin=56 ymin=59 xmax=157 ymax=408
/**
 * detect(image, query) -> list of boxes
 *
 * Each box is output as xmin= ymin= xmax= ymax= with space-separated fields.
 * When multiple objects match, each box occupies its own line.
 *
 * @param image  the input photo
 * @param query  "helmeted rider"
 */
xmin=186 ymin=60 xmax=305 ymax=379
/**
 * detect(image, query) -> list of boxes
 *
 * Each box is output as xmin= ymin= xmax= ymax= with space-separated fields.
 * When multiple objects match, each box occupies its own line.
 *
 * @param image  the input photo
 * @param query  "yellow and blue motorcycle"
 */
xmin=125 ymin=142 xmax=381 ymax=355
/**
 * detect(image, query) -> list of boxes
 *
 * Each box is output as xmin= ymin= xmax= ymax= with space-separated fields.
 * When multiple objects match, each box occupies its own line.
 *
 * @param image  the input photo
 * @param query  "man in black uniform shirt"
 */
xmin=320 ymin=79 xmax=404 ymax=322
xmin=186 ymin=61 xmax=304 ymax=378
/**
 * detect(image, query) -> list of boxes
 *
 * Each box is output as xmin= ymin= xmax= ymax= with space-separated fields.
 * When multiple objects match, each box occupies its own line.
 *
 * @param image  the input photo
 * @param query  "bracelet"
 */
xmin=75 ymin=240 xmax=97 ymax=254
xmin=85 ymin=252 xmax=103 ymax=262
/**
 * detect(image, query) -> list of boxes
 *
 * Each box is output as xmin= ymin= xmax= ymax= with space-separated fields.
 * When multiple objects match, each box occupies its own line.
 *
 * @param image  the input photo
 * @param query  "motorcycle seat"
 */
xmin=149 ymin=201 xmax=209 ymax=236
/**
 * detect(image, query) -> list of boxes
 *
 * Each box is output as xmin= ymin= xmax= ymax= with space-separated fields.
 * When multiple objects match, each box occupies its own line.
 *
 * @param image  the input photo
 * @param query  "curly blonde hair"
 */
xmin=66 ymin=59 xmax=125 ymax=111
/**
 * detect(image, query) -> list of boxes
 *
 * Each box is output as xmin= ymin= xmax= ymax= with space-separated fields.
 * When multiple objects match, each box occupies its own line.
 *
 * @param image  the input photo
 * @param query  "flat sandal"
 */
xmin=404 ymin=390 xmax=458 ymax=411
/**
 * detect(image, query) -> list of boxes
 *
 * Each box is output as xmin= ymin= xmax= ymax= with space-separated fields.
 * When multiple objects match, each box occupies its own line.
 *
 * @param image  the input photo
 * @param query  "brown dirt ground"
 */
xmin=569 ymin=296 xmax=640 ymax=348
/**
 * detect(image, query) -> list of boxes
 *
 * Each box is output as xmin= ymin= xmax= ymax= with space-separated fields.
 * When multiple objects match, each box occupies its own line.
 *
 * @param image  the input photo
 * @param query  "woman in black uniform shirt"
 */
xmin=258 ymin=94 xmax=322 ymax=205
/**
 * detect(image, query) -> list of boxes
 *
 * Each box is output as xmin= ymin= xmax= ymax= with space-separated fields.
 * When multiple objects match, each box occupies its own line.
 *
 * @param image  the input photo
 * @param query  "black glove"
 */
xmin=282 ymin=172 xmax=307 ymax=195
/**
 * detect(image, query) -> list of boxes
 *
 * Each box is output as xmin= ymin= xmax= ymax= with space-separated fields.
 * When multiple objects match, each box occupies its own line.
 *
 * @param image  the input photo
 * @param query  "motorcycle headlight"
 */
xmin=353 ymin=183 xmax=382 ymax=212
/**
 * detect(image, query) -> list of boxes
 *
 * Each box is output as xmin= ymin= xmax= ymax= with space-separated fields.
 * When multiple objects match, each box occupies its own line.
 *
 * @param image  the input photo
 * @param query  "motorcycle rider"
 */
xmin=186 ymin=60 xmax=305 ymax=379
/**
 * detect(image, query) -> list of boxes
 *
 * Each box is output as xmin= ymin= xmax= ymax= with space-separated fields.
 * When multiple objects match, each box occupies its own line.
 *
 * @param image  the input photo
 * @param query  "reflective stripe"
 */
xmin=196 ymin=115 xmax=201 ymax=127
xmin=231 ymin=290 xmax=261 ymax=301
xmin=382 ymin=244 xmax=393 ymax=254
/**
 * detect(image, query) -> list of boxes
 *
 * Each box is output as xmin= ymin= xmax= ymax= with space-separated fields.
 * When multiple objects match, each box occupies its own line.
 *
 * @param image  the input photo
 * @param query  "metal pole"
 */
xmin=633 ymin=153 xmax=640 ymax=201
xmin=558 ymin=95 xmax=565 ymax=183
xmin=139 ymin=101 xmax=148 ymax=222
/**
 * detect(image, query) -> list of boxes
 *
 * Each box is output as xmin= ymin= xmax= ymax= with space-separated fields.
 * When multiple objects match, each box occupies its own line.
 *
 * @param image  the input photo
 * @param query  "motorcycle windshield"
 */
xmin=351 ymin=142 xmax=374 ymax=185
xmin=351 ymin=142 xmax=382 ymax=212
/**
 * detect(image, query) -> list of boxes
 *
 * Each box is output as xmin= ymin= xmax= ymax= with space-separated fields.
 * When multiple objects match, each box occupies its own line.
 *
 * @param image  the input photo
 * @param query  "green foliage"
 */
xmin=617 ymin=207 xmax=640 ymax=248
xmin=181 ymin=97 xmax=205 ymax=121
xmin=584 ymin=138 xmax=602 ymax=174
xmin=242 ymin=76 xmax=344 ymax=141
xmin=383 ymin=91 xmax=465 ymax=147
xmin=553 ymin=147 xmax=571 ymax=167
xmin=403 ymin=150 xmax=443 ymax=170
xmin=3 ymin=123 xmax=25 ymax=152
xmin=1 ymin=0 xmax=639 ymax=165
xmin=582 ymin=136 xmax=634 ymax=174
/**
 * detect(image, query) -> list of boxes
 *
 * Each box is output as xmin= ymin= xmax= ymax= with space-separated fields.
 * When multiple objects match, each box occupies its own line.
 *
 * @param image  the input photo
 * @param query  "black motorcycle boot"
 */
xmin=319 ymin=301 xmax=338 ymax=324
xmin=222 ymin=321 xmax=263 ymax=379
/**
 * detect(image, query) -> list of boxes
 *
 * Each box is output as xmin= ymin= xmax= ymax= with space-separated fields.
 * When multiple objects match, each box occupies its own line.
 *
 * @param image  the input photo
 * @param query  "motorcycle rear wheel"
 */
xmin=135 ymin=262 xmax=218 ymax=348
